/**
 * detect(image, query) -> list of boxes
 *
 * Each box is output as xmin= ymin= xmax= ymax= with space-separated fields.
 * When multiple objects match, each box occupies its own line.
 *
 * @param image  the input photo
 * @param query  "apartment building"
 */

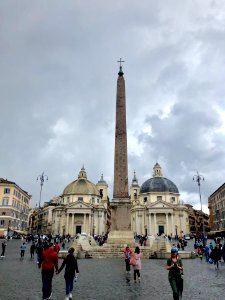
xmin=0 ymin=178 xmax=31 ymax=236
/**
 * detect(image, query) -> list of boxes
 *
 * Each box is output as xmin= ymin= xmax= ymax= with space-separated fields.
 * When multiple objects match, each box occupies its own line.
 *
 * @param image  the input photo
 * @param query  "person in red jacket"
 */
xmin=39 ymin=242 xmax=58 ymax=300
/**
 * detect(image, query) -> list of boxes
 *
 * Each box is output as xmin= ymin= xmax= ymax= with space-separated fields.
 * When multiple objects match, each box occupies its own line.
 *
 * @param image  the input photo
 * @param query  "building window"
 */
xmin=97 ymin=199 xmax=99 ymax=203
xmin=78 ymin=197 xmax=83 ymax=202
xmin=2 ymin=212 xmax=5 ymax=215
xmin=4 ymin=188 xmax=10 ymax=194
xmin=2 ymin=198 xmax=8 ymax=206
xmin=0 ymin=220 xmax=5 ymax=226
xmin=144 ymin=197 xmax=147 ymax=203
xmin=157 ymin=196 xmax=162 ymax=201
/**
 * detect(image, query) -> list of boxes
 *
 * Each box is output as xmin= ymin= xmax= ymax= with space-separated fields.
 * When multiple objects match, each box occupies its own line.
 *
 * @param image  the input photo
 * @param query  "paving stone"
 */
xmin=0 ymin=239 xmax=224 ymax=300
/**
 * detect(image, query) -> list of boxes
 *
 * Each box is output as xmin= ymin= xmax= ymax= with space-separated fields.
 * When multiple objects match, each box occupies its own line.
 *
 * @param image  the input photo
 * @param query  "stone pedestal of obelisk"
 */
xmin=107 ymin=62 xmax=135 ymax=246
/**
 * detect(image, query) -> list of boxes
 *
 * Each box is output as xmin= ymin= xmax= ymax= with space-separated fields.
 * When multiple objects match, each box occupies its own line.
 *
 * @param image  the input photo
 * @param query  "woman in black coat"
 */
xmin=57 ymin=247 xmax=79 ymax=300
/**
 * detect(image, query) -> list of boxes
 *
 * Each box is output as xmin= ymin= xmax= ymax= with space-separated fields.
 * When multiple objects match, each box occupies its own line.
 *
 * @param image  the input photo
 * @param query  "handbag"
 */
xmin=129 ymin=255 xmax=136 ymax=266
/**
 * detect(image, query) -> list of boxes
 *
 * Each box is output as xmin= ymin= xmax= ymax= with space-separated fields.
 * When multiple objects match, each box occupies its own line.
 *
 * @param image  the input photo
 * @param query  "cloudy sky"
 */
xmin=1 ymin=0 xmax=225 ymax=212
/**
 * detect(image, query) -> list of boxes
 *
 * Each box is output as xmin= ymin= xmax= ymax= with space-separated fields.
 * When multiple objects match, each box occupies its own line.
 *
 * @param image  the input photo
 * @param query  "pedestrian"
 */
xmin=57 ymin=247 xmax=79 ymax=300
xmin=166 ymin=249 xmax=183 ymax=300
xmin=1 ymin=240 xmax=7 ymax=257
xmin=124 ymin=246 xmax=132 ymax=273
xmin=38 ymin=242 xmax=58 ymax=300
xmin=36 ymin=240 xmax=44 ymax=264
xmin=210 ymin=244 xmax=221 ymax=269
xmin=30 ymin=242 xmax=35 ymax=259
xmin=131 ymin=246 xmax=142 ymax=282
xmin=20 ymin=242 xmax=26 ymax=258
xmin=204 ymin=244 xmax=210 ymax=262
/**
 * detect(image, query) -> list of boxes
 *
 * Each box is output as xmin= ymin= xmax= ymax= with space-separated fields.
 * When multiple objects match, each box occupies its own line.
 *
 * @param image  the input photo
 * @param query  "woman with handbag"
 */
xmin=166 ymin=249 xmax=183 ymax=300
xmin=131 ymin=246 xmax=142 ymax=282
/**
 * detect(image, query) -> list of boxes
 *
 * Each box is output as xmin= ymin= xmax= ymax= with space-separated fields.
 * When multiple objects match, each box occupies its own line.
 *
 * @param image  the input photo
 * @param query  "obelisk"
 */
xmin=108 ymin=59 xmax=134 ymax=245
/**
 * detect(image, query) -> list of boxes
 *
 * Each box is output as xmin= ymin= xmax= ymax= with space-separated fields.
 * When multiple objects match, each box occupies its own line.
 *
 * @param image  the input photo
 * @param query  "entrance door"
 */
xmin=76 ymin=225 xmax=81 ymax=234
xmin=158 ymin=225 xmax=164 ymax=235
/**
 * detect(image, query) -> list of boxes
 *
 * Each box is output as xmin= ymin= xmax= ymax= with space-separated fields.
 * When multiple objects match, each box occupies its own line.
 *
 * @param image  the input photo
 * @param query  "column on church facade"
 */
xmin=171 ymin=213 xmax=174 ymax=236
xmin=154 ymin=213 xmax=157 ymax=234
xmin=136 ymin=210 xmax=140 ymax=235
xmin=148 ymin=213 xmax=151 ymax=235
xmin=66 ymin=213 xmax=69 ymax=235
xmin=83 ymin=213 xmax=86 ymax=233
xmin=166 ymin=213 xmax=169 ymax=234
xmin=88 ymin=213 xmax=91 ymax=235
xmin=71 ymin=213 xmax=75 ymax=236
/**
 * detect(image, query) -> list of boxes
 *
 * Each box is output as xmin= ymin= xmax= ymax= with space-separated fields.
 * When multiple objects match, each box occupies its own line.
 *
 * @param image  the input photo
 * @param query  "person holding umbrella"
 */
xmin=166 ymin=248 xmax=183 ymax=300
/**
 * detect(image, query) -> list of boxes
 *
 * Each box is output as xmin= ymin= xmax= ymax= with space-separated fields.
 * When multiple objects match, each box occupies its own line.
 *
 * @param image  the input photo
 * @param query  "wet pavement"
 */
xmin=0 ymin=239 xmax=224 ymax=300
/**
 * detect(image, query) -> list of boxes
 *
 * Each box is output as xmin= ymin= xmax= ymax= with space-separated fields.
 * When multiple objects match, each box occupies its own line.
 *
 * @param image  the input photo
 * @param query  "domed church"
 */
xmin=130 ymin=163 xmax=189 ymax=236
xmin=51 ymin=166 xmax=109 ymax=236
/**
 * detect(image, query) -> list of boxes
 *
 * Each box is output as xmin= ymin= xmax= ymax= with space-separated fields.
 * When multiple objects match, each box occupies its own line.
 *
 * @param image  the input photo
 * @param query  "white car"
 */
xmin=184 ymin=235 xmax=190 ymax=240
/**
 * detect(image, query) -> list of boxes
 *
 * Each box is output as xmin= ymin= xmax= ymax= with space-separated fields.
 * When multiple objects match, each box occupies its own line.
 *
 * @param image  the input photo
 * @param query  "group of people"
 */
xmin=194 ymin=237 xmax=225 ymax=269
xmin=124 ymin=246 xmax=142 ymax=282
xmin=38 ymin=241 xmax=79 ymax=300
xmin=124 ymin=244 xmax=183 ymax=300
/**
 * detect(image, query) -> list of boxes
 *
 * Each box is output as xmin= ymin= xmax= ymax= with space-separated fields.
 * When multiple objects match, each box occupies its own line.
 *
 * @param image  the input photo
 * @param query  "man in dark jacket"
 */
xmin=57 ymin=247 xmax=79 ymax=300
xmin=39 ymin=242 xmax=58 ymax=300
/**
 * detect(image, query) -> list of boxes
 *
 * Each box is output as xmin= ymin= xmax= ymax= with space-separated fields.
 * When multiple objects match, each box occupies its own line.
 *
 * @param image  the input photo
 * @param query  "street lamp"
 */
xmin=193 ymin=171 xmax=204 ymax=233
xmin=37 ymin=172 xmax=48 ymax=208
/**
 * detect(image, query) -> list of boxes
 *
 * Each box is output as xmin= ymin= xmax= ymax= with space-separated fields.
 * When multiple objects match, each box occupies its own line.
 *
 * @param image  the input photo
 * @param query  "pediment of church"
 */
xmin=147 ymin=200 xmax=173 ymax=209
xmin=67 ymin=201 xmax=92 ymax=209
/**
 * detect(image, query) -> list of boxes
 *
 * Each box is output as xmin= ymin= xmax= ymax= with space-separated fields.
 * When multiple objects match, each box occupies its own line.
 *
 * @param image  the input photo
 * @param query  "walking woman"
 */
xmin=166 ymin=249 xmax=183 ymax=300
xmin=57 ymin=247 xmax=79 ymax=300
xmin=132 ymin=246 xmax=142 ymax=282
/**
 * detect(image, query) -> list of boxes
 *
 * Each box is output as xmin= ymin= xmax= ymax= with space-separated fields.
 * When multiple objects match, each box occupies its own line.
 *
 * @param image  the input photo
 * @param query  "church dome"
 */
xmin=63 ymin=166 xmax=100 ymax=196
xmin=96 ymin=174 xmax=108 ymax=187
xmin=140 ymin=163 xmax=179 ymax=194
xmin=140 ymin=177 xmax=179 ymax=193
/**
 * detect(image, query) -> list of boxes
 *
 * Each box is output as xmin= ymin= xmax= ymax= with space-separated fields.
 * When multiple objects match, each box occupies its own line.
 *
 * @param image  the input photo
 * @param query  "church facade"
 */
xmin=130 ymin=163 xmax=190 ymax=236
xmin=51 ymin=167 xmax=109 ymax=237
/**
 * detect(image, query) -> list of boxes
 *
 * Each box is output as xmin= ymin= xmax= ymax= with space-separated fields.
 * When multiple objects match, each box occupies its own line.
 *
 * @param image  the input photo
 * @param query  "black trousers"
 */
xmin=125 ymin=259 xmax=130 ymax=271
xmin=42 ymin=269 xmax=54 ymax=300
xmin=134 ymin=269 xmax=140 ymax=280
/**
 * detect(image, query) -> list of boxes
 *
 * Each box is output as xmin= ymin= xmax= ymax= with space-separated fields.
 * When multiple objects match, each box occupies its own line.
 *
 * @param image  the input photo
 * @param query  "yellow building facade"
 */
xmin=0 ymin=178 xmax=31 ymax=236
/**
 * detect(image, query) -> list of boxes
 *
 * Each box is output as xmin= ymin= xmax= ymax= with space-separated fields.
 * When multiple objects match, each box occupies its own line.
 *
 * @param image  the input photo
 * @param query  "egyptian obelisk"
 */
xmin=107 ymin=59 xmax=134 ymax=245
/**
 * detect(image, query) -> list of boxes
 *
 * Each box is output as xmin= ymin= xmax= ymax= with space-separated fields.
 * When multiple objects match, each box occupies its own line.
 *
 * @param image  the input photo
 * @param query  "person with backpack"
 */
xmin=57 ymin=247 xmax=79 ymax=300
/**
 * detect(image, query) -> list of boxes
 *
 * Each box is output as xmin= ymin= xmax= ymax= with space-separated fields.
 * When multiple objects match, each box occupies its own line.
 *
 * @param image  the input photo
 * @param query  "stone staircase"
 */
xmin=58 ymin=237 xmax=192 ymax=259
xmin=83 ymin=244 xmax=155 ymax=259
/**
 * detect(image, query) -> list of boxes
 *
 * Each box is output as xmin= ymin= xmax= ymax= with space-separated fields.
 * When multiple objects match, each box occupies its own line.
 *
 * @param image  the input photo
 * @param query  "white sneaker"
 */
xmin=69 ymin=293 xmax=72 ymax=299
xmin=47 ymin=292 xmax=52 ymax=299
xmin=64 ymin=296 xmax=69 ymax=300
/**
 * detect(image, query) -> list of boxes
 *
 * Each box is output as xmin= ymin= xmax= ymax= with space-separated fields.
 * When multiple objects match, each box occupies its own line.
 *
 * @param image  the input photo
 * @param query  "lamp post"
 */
xmin=37 ymin=172 xmax=48 ymax=208
xmin=193 ymin=171 xmax=204 ymax=234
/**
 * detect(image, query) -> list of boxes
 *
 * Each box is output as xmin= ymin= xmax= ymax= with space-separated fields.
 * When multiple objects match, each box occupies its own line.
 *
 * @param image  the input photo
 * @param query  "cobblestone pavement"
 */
xmin=0 ymin=239 xmax=224 ymax=300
